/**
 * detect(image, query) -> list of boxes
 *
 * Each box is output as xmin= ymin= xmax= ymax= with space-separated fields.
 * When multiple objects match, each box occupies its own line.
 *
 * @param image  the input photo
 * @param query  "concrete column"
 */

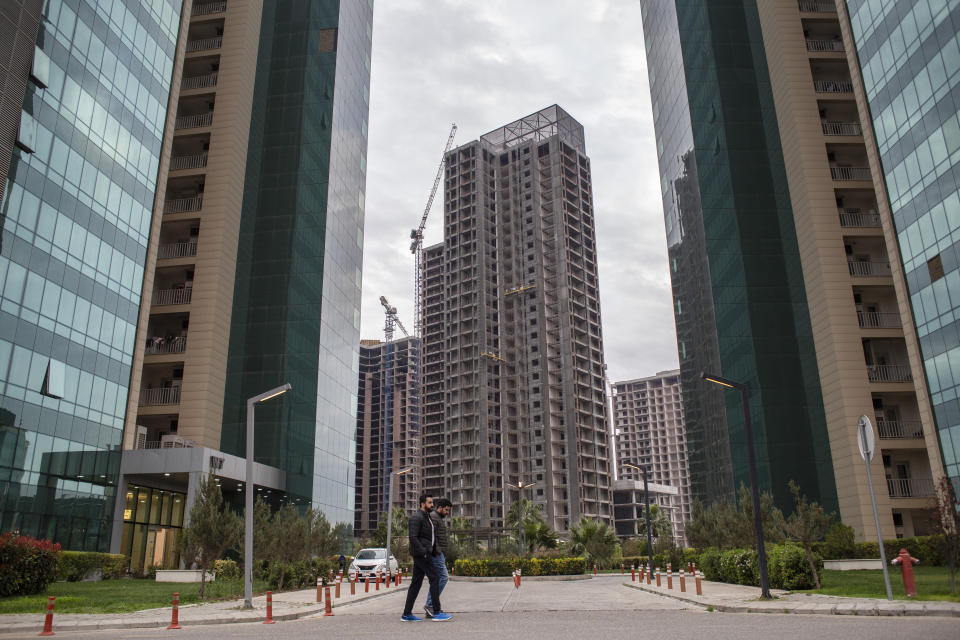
xmin=108 ymin=472 xmax=129 ymax=554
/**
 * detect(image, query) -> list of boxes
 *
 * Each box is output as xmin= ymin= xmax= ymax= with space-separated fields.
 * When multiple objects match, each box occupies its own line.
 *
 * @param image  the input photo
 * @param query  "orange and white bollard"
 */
xmin=517 ymin=568 xmax=522 ymax=588
xmin=621 ymin=563 xmax=624 ymax=575
xmin=335 ymin=580 xmax=341 ymax=599
xmin=316 ymin=578 xmax=323 ymax=603
xmin=667 ymin=564 xmax=673 ymax=590
xmin=695 ymin=570 xmax=703 ymax=596
xmin=646 ymin=565 xmax=652 ymax=585
xmin=328 ymin=569 xmax=334 ymax=582
xmin=680 ymin=569 xmax=686 ymax=592
xmin=375 ymin=573 xmax=380 ymax=590
xmin=38 ymin=596 xmax=55 ymax=636
xmin=631 ymin=565 xmax=636 ymax=582
xmin=323 ymin=586 xmax=333 ymax=616
xmin=167 ymin=592 xmax=182 ymax=630
xmin=350 ymin=573 xmax=356 ymax=595
xmin=338 ymin=570 xmax=343 ymax=583
xmin=655 ymin=568 xmax=661 ymax=587
xmin=365 ymin=576 xmax=370 ymax=593
xmin=593 ymin=564 xmax=597 ymax=576
xmin=264 ymin=591 xmax=276 ymax=624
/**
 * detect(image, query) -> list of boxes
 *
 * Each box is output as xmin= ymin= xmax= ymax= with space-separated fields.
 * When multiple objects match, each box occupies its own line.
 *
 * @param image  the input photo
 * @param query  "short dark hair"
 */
xmin=419 ymin=493 xmax=431 ymax=506
xmin=436 ymin=498 xmax=452 ymax=509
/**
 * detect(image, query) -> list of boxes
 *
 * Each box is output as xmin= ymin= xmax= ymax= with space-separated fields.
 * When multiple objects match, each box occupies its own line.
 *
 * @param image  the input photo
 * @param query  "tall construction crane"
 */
xmin=411 ymin=124 xmax=458 ymax=337
xmin=380 ymin=295 xmax=410 ymax=343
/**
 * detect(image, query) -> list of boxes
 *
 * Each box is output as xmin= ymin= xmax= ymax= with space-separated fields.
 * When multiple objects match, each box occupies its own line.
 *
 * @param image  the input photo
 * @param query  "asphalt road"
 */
xmin=5 ymin=579 xmax=958 ymax=639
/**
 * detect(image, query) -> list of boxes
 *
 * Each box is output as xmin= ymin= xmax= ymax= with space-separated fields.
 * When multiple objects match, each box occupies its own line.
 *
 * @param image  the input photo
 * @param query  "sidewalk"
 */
xmin=619 ymin=573 xmax=960 ymax=617
xmin=0 ymin=578 xmax=399 ymax=635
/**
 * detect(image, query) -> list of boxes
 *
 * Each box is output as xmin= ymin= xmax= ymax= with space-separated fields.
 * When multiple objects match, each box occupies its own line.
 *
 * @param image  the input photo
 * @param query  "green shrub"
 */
xmin=57 ymin=551 xmax=127 ymax=581
xmin=0 ymin=533 xmax=61 ymax=596
xmin=214 ymin=558 xmax=240 ymax=581
xmin=768 ymin=543 xmax=819 ymax=590
xmin=268 ymin=560 xmax=314 ymax=590
xmin=454 ymin=556 xmax=586 ymax=577
xmin=717 ymin=549 xmax=759 ymax=586
xmin=821 ymin=523 xmax=856 ymax=560
xmin=101 ymin=554 xmax=126 ymax=579
xmin=698 ymin=547 xmax=722 ymax=581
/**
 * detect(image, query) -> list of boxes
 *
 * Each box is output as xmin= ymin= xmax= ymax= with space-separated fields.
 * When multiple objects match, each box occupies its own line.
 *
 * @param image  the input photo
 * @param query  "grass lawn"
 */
xmin=797 ymin=568 xmax=960 ymax=602
xmin=0 ymin=578 xmax=270 ymax=615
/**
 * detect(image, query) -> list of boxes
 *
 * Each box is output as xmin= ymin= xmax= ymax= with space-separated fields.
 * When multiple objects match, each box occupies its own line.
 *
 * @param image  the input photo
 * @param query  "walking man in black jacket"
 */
xmin=401 ymin=494 xmax=452 ymax=622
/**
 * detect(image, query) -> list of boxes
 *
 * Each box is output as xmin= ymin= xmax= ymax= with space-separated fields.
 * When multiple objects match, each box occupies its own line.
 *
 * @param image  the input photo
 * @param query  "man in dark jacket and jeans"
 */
xmin=401 ymin=494 xmax=451 ymax=622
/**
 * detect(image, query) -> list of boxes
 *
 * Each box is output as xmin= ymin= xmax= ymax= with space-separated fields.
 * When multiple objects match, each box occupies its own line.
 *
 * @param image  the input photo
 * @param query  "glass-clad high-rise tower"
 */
xmin=0 ymin=0 xmax=182 ymax=550
xmin=842 ymin=0 xmax=960 ymax=486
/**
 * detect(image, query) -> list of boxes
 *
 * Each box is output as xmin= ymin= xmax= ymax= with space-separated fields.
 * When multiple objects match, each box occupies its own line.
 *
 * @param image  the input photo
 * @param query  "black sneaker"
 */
xmin=423 ymin=605 xmax=434 ymax=618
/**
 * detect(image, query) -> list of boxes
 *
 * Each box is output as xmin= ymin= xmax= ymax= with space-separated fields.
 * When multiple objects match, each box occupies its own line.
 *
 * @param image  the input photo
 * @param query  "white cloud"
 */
xmin=361 ymin=0 xmax=678 ymax=382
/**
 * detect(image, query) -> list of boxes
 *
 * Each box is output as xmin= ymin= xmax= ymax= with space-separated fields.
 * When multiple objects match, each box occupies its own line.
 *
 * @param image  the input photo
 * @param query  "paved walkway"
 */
xmin=0 ymin=577 xmax=399 ymax=635
xmin=615 ymin=571 xmax=960 ymax=617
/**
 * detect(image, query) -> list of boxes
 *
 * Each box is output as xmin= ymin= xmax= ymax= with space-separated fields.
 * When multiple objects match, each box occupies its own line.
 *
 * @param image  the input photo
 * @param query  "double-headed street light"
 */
xmin=505 ymin=480 xmax=537 ymax=556
xmin=622 ymin=463 xmax=654 ymax=572
xmin=700 ymin=371 xmax=772 ymax=599
xmin=385 ymin=466 xmax=414 ymax=580
xmin=244 ymin=383 xmax=291 ymax=609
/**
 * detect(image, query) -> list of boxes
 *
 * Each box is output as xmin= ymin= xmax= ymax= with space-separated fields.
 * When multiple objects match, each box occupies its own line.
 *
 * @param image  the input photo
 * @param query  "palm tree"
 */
xmin=568 ymin=517 xmax=618 ymax=567
xmin=636 ymin=505 xmax=673 ymax=546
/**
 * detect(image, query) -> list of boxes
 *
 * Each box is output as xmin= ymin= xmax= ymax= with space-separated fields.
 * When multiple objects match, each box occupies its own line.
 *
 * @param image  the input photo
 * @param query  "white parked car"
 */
xmin=349 ymin=548 xmax=399 ymax=581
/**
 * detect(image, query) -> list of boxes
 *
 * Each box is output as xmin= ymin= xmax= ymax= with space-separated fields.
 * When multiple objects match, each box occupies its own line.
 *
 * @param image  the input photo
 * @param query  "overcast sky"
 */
xmin=360 ymin=0 xmax=678 ymax=383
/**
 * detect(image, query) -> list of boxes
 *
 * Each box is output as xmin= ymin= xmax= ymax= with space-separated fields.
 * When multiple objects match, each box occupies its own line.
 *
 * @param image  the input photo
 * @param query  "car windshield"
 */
xmin=356 ymin=549 xmax=385 ymax=560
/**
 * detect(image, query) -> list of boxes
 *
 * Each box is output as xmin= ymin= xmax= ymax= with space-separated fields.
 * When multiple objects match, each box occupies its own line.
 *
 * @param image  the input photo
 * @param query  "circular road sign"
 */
xmin=857 ymin=415 xmax=875 ymax=462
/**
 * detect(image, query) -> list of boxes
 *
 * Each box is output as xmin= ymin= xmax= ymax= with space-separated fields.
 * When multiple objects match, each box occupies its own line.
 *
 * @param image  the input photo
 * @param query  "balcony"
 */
xmin=848 ymin=260 xmax=891 ymax=277
xmin=867 ymin=364 xmax=912 ymax=383
xmin=887 ymin=477 xmax=935 ymax=498
xmin=858 ymin=311 xmax=901 ymax=328
xmin=139 ymin=386 xmax=181 ymax=406
xmin=806 ymin=39 xmax=844 ymax=52
xmin=813 ymin=79 xmax=854 ymax=94
xmin=822 ymin=122 xmax=862 ymax=136
xmin=877 ymin=420 xmax=924 ymax=439
xmin=153 ymin=287 xmax=193 ymax=306
xmin=145 ymin=336 xmax=187 ymax=355
xmin=157 ymin=241 xmax=198 ymax=260
xmin=186 ymin=36 xmax=222 ymax=53
xmin=798 ymin=0 xmax=836 ymax=11
xmin=175 ymin=112 xmax=213 ymax=130
xmin=831 ymin=167 xmax=872 ymax=181
xmin=192 ymin=1 xmax=226 ymax=16
xmin=839 ymin=208 xmax=880 ymax=227
xmin=163 ymin=195 xmax=202 ymax=214
xmin=169 ymin=153 xmax=208 ymax=171
xmin=181 ymin=72 xmax=218 ymax=90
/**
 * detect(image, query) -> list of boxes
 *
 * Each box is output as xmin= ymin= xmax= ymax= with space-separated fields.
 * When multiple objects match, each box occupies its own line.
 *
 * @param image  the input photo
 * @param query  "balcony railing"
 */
xmin=145 ymin=336 xmax=187 ymax=355
xmin=153 ymin=287 xmax=193 ymax=306
xmin=831 ymin=166 xmax=872 ymax=181
xmin=858 ymin=311 xmax=902 ymax=328
xmin=163 ymin=195 xmax=202 ymax=214
xmin=867 ymin=364 xmax=913 ymax=383
xmin=806 ymin=38 xmax=845 ymax=52
xmin=799 ymin=0 xmax=836 ymax=11
xmin=175 ymin=112 xmax=213 ymax=129
xmin=181 ymin=72 xmax=218 ymax=90
xmin=192 ymin=1 xmax=226 ymax=16
xmin=169 ymin=153 xmax=208 ymax=171
xmin=887 ymin=477 xmax=935 ymax=498
xmin=814 ymin=79 xmax=854 ymax=93
xmin=839 ymin=208 xmax=880 ymax=227
xmin=139 ymin=386 xmax=181 ymax=406
xmin=848 ymin=260 xmax=891 ymax=277
xmin=186 ymin=36 xmax=223 ymax=53
xmin=877 ymin=420 xmax=924 ymax=439
xmin=822 ymin=122 xmax=863 ymax=136
xmin=157 ymin=241 xmax=198 ymax=260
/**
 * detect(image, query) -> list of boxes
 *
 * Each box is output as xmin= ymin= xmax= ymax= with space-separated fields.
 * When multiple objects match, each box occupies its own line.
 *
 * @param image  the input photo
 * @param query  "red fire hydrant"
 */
xmin=891 ymin=548 xmax=920 ymax=597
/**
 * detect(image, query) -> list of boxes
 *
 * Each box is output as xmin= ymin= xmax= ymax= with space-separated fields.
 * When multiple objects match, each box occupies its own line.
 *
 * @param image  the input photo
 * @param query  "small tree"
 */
xmin=783 ymin=480 xmax=833 ymax=589
xmin=637 ymin=504 xmax=674 ymax=551
xmin=569 ymin=517 xmax=618 ymax=567
xmin=930 ymin=476 xmax=960 ymax=593
xmin=177 ymin=475 xmax=242 ymax=597
xmin=373 ymin=507 xmax=409 ymax=560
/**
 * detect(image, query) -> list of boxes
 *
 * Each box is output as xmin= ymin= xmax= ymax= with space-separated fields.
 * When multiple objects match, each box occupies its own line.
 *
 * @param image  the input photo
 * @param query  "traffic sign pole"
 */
xmin=858 ymin=415 xmax=893 ymax=601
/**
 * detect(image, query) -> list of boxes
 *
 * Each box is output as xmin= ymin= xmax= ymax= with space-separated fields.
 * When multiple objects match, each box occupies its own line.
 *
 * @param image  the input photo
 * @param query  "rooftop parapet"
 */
xmin=480 ymin=104 xmax=585 ymax=154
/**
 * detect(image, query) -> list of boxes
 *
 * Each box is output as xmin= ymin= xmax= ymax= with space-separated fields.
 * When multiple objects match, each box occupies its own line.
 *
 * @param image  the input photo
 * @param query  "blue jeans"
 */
xmin=424 ymin=553 xmax=448 ymax=609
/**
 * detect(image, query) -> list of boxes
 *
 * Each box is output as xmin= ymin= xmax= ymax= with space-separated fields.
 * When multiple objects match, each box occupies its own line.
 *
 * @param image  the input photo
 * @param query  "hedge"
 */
xmin=454 ymin=557 xmax=586 ymax=577
xmin=57 ymin=551 xmax=127 ymax=581
xmin=621 ymin=549 xmax=699 ymax=571
xmin=0 ymin=533 xmax=61 ymax=596
xmin=695 ymin=545 xmax=820 ymax=590
xmin=811 ymin=534 xmax=946 ymax=566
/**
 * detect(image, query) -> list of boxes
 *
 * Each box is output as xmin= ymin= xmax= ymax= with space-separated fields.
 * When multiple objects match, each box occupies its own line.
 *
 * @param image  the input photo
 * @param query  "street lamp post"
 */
xmin=244 ymin=383 xmax=291 ymax=609
xmin=385 ymin=466 xmax=414 ymax=582
xmin=505 ymin=481 xmax=536 ymax=556
xmin=622 ymin=463 xmax=654 ymax=572
xmin=700 ymin=371 xmax=772 ymax=599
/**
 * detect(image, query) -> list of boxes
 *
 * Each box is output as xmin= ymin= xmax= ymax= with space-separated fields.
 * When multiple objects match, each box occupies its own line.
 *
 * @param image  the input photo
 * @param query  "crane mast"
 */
xmin=380 ymin=295 xmax=410 ymax=343
xmin=411 ymin=124 xmax=457 ymax=337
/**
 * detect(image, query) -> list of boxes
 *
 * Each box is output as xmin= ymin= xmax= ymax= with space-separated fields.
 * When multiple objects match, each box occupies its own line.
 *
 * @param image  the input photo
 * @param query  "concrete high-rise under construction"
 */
xmin=420 ymin=106 xmax=612 ymax=531
xmin=355 ymin=337 xmax=420 ymax=535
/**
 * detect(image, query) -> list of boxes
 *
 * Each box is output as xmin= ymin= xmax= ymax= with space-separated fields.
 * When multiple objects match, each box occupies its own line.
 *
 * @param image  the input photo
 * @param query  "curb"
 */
xmin=621 ymin=582 xmax=960 ymax=618
xmin=450 ymin=575 xmax=591 ymax=583
xmin=0 ymin=589 xmax=401 ymax=634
